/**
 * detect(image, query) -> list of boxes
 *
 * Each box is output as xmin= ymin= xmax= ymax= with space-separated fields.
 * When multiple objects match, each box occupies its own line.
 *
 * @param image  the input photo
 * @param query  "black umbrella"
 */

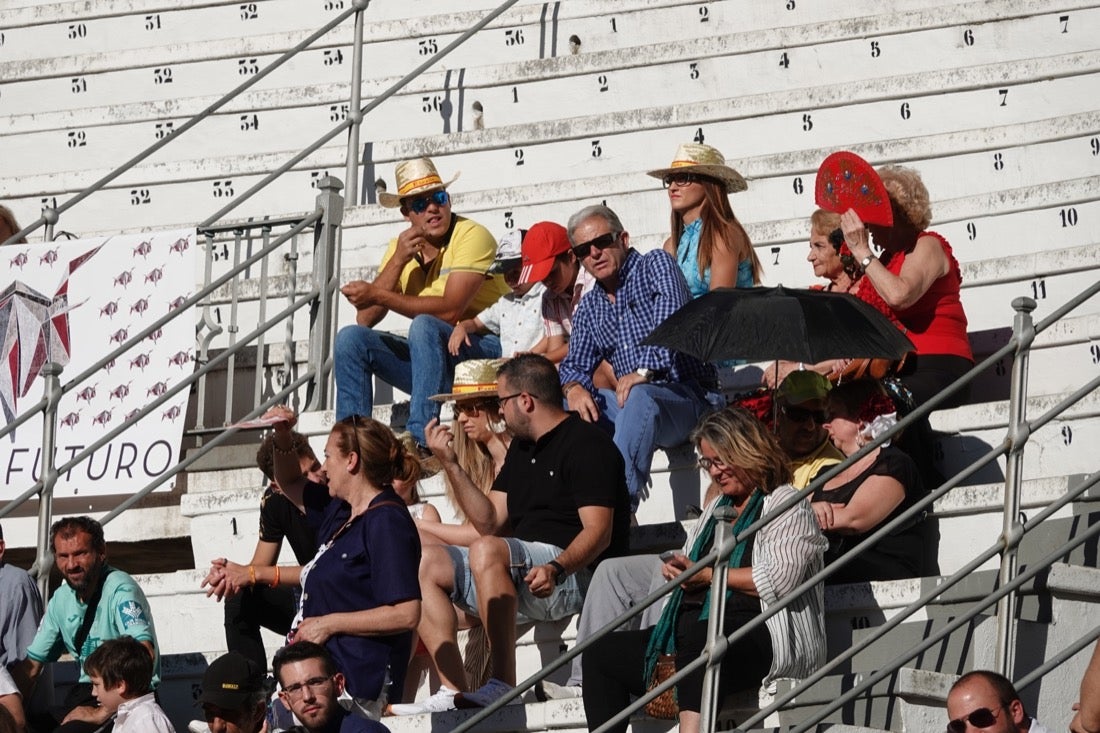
xmin=642 ymin=285 xmax=913 ymax=364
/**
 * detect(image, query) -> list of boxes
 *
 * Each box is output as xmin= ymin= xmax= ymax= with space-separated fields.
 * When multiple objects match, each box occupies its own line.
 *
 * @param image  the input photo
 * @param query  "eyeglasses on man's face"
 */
xmin=571 ymin=231 xmax=618 ymax=260
xmin=405 ymin=190 xmax=450 ymax=214
xmin=946 ymin=705 xmax=1006 ymax=733
xmin=281 ymin=675 xmax=335 ymax=699
xmin=497 ymin=392 xmax=523 ymax=407
xmin=662 ymin=172 xmax=703 ymax=188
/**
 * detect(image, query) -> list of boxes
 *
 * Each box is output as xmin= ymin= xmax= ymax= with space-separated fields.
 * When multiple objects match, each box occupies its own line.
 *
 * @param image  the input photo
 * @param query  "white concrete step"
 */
xmin=4 ymin=49 xmax=1095 ymax=232
xmin=7 ymin=3 xmax=1094 ymax=179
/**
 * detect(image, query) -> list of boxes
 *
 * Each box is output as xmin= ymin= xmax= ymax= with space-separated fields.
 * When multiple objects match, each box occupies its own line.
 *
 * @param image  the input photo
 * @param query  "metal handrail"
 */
xmin=2 ymin=0 xmax=1097 ymax=724
xmin=785 ymin=468 xmax=1100 ymax=733
xmin=1 ymin=178 xmax=346 ymax=606
xmin=451 ymin=287 xmax=1099 ymax=732
xmin=2 ymin=0 xmax=524 ymax=244
xmin=0 ymin=209 xmax=321 ymax=446
xmin=199 ymin=0 xmax=523 ymax=225
xmin=0 ymin=214 xmax=321 ymax=520
xmin=452 ymin=293 xmax=1030 ymax=730
xmin=2 ymin=4 xmax=363 ymax=245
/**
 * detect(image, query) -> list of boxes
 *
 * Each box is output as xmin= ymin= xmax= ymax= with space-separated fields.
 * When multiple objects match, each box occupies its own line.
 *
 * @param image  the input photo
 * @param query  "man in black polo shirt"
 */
xmin=202 ymin=422 xmax=331 ymax=673
xmin=391 ymin=354 xmax=630 ymax=715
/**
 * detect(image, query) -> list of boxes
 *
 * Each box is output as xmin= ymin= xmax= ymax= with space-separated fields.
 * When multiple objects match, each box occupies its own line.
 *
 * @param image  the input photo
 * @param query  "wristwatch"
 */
xmin=859 ymin=254 xmax=875 ymax=269
xmin=547 ymin=560 xmax=567 ymax=582
xmin=636 ymin=368 xmax=655 ymax=381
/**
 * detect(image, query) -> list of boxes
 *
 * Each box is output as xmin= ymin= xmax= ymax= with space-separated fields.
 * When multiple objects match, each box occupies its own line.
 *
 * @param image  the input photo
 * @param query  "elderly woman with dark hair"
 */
xmin=806 ymin=208 xmax=861 ymax=294
xmin=766 ymin=208 xmax=868 ymax=387
xmin=840 ymin=165 xmax=973 ymax=407
xmin=583 ymin=408 xmax=826 ymax=733
xmin=811 ymin=379 xmax=927 ymax=583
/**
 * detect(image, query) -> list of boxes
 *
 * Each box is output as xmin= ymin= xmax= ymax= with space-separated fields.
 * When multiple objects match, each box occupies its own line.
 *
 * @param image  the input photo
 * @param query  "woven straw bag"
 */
xmin=644 ymin=654 xmax=679 ymax=719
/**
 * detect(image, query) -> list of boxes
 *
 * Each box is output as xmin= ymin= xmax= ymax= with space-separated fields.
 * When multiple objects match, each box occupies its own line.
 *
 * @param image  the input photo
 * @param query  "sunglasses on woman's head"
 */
xmin=340 ymin=414 xmax=368 ymax=458
xmin=571 ymin=232 xmax=618 ymax=259
xmin=405 ymin=190 xmax=450 ymax=214
xmin=946 ymin=706 xmax=1005 ymax=733
xmin=662 ymin=172 xmax=703 ymax=188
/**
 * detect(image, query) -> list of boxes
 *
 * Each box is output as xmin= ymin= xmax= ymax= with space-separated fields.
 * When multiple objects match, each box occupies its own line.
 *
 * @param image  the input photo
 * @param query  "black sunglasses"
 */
xmin=780 ymin=404 xmax=827 ymax=425
xmin=405 ymin=190 xmax=450 ymax=214
xmin=662 ymin=172 xmax=704 ymax=188
xmin=571 ymin=232 xmax=618 ymax=259
xmin=946 ymin=706 xmax=1005 ymax=733
xmin=454 ymin=399 xmax=498 ymax=416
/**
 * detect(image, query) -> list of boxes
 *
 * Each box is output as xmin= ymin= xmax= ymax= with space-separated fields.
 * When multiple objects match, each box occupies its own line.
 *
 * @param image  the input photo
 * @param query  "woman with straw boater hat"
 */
xmin=647 ymin=143 xmax=762 ymax=299
xmin=390 ymin=359 xmax=512 ymax=711
xmin=335 ymin=157 xmax=509 ymax=454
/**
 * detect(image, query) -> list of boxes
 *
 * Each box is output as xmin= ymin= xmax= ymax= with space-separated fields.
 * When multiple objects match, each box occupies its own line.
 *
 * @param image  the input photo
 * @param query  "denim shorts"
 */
xmin=445 ymin=538 xmax=591 ymax=623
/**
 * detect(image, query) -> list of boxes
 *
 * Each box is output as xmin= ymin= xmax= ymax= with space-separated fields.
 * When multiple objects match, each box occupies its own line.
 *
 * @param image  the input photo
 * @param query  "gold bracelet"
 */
xmin=248 ymin=565 xmax=256 ymax=586
xmin=272 ymin=443 xmax=296 ymax=457
xmin=270 ymin=566 xmax=280 ymax=588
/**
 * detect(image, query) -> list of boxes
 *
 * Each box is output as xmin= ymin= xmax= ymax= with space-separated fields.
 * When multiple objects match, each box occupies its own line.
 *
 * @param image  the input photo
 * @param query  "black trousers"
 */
xmin=224 ymin=583 xmax=297 ymax=671
xmin=46 ymin=683 xmax=113 ymax=733
xmin=582 ymin=605 xmax=771 ymax=733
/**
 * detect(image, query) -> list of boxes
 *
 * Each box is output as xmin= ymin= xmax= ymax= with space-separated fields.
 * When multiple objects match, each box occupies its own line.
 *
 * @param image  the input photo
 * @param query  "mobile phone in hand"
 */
xmin=659 ymin=550 xmax=679 ymax=563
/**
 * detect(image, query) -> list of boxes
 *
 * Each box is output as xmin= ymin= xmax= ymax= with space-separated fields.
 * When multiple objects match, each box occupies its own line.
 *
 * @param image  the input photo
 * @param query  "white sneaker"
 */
xmin=536 ymin=679 xmax=583 ymax=701
xmin=454 ymin=678 xmax=518 ymax=709
xmin=387 ymin=685 xmax=458 ymax=715
xmin=187 ymin=722 xmax=212 ymax=733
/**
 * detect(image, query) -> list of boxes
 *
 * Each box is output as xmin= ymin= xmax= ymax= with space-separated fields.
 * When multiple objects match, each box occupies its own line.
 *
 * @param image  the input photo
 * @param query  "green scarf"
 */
xmin=643 ymin=489 xmax=765 ymax=687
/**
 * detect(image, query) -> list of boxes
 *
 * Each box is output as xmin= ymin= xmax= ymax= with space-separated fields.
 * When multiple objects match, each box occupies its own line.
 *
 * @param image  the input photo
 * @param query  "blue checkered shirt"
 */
xmin=559 ymin=249 xmax=715 ymax=392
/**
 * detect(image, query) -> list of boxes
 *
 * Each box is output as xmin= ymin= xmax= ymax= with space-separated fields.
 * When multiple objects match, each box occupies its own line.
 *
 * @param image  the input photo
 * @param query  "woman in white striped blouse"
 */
xmin=583 ymin=408 xmax=827 ymax=733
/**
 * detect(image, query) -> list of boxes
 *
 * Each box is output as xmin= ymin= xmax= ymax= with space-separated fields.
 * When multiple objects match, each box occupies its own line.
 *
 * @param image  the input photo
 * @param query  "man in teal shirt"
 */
xmin=14 ymin=516 xmax=159 ymax=732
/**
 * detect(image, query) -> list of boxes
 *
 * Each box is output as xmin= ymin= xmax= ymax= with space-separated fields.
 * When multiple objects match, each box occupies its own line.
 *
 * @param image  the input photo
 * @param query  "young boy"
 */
xmin=84 ymin=637 xmax=174 ymax=732
xmin=447 ymin=225 xmax=551 ymax=358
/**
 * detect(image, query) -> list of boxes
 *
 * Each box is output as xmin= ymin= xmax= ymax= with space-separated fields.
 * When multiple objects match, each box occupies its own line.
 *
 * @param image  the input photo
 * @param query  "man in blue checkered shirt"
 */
xmin=559 ymin=204 xmax=719 ymax=512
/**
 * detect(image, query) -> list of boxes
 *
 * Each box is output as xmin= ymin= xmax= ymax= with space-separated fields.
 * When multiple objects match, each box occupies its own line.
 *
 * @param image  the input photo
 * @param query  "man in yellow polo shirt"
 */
xmin=336 ymin=157 xmax=508 ymax=449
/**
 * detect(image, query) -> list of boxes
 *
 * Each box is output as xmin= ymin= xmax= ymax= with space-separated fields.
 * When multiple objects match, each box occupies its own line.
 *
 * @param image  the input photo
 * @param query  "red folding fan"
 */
xmin=814 ymin=151 xmax=894 ymax=227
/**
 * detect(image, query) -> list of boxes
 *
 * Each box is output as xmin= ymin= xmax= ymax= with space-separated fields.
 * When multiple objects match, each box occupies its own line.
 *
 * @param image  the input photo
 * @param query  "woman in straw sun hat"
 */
xmin=647 ymin=142 xmax=762 ymax=299
xmin=421 ymin=359 xmax=512 ymax=537
xmin=393 ymin=359 xmax=512 ymax=702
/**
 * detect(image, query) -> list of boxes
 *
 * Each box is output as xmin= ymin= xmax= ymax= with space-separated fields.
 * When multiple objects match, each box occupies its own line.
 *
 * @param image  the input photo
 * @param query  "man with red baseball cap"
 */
xmin=519 ymin=221 xmax=597 ymax=367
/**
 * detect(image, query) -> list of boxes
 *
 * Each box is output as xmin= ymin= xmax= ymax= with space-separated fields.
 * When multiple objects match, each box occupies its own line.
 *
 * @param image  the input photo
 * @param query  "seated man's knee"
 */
xmin=408 ymin=313 xmax=447 ymax=340
xmin=467 ymin=536 xmax=510 ymax=576
xmin=335 ymin=323 xmax=367 ymax=355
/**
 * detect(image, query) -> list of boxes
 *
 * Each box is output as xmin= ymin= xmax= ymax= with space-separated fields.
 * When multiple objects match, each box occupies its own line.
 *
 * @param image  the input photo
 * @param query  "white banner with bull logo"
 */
xmin=0 ymin=229 xmax=196 ymax=499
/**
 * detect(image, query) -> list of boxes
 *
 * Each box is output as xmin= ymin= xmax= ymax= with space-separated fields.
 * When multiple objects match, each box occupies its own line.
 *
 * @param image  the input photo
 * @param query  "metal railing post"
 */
xmin=344 ymin=0 xmax=369 ymax=206
xmin=700 ymin=506 xmax=736 ymax=733
xmin=42 ymin=207 xmax=58 ymax=243
xmin=31 ymin=362 xmax=63 ymax=603
xmin=308 ymin=176 xmax=345 ymax=411
xmin=995 ymin=296 xmax=1038 ymax=678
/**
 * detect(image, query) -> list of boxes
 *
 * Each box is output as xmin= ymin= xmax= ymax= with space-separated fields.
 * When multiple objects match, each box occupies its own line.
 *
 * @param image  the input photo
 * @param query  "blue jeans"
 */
xmin=596 ymin=381 xmax=715 ymax=512
xmin=333 ymin=314 xmax=501 ymax=443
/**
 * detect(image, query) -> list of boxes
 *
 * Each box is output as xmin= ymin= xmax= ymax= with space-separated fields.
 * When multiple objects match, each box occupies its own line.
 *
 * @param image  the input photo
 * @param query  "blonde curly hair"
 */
xmin=877 ymin=165 xmax=932 ymax=230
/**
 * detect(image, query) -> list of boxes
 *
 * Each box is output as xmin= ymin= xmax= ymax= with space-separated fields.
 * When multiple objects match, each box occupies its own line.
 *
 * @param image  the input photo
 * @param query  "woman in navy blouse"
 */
xmin=287 ymin=416 xmax=423 ymax=721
